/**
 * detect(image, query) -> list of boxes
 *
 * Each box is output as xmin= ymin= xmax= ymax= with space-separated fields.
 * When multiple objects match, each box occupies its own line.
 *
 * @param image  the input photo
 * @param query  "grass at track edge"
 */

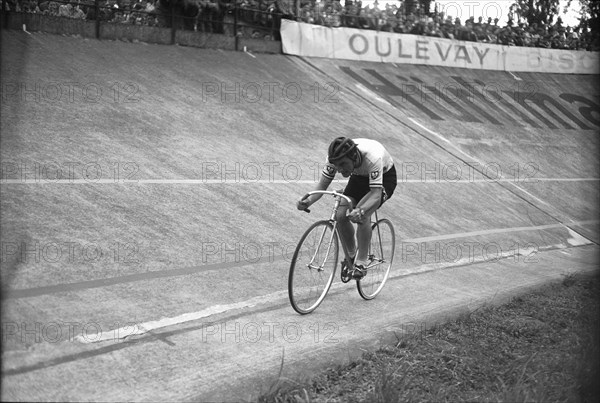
xmin=257 ymin=272 xmax=600 ymax=403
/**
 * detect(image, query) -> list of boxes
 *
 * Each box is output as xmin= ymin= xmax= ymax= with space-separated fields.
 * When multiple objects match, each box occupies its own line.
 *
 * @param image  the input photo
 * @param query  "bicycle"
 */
xmin=288 ymin=190 xmax=395 ymax=315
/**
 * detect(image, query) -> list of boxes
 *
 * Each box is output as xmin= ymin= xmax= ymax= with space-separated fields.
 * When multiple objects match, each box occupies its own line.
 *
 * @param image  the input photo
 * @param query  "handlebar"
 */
xmin=301 ymin=190 xmax=352 ymax=213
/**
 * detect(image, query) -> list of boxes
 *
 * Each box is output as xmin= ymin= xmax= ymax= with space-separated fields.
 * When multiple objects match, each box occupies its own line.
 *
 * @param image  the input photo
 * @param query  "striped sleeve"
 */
xmin=322 ymin=159 xmax=337 ymax=180
xmin=368 ymin=157 xmax=384 ymax=188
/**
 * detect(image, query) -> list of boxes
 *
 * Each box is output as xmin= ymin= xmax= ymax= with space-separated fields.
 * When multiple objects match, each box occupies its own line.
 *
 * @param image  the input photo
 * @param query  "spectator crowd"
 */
xmin=292 ymin=0 xmax=599 ymax=51
xmin=3 ymin=0 xmax=599 ymax=50
xmin=4 ymin=0 xmax=160 ymax=26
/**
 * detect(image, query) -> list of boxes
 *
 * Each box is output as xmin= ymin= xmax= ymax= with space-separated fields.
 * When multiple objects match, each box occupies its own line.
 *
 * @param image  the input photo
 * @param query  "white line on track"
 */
xmin=0 ymin=179 xmax=349 ymax=185
xmin=76 ymin=220 xmax=596 ymax=344
xmin=1 ymin=178 xmax=598 ymax=184
xmin=75 ymin=290 xmax=289 ymax=343
xmin=404 ymin=221 xmax=597 ymax=243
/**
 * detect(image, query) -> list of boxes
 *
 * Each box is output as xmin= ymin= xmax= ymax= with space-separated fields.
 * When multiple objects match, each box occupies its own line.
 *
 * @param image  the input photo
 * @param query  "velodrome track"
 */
xmin=1 ymin=29 xmax=599 ymax=400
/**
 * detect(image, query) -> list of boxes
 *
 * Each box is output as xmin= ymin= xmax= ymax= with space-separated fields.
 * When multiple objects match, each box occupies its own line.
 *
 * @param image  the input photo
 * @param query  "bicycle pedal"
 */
xmin=340 ymin=260 xmax=352 ymax=283
xmin=352 ymin=267 xmax=367 ymax=280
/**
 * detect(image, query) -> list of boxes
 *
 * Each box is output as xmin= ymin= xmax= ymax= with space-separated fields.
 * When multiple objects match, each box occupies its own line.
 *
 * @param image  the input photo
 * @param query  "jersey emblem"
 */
xmin=370 ymin=170 xmax=380 ymax=180
xmin=326 ymin=166 xmax=336 ymax=176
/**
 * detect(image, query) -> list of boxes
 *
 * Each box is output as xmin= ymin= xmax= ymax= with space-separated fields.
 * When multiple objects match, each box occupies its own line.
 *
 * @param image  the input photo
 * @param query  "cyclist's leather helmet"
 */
xmin=328 ymin=137 xmax=357 ymax=163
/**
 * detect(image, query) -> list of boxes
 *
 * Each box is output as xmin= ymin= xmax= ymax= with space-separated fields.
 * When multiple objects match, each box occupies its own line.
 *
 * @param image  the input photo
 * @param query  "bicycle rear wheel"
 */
xmin=357 ymin=218 xmax=395 ymax=300
xmin=288 ymin=220 xmax=339 ymax=314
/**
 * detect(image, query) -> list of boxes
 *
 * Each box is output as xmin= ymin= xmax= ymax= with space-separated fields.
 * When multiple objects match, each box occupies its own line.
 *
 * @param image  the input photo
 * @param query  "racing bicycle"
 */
xmin=288 ymin=190 xmax=395 ymax=315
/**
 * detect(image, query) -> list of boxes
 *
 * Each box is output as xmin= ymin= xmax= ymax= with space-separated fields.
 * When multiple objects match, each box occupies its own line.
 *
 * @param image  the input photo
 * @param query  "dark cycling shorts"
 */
xmin=343 ymin=165 xmax=397 ymax=207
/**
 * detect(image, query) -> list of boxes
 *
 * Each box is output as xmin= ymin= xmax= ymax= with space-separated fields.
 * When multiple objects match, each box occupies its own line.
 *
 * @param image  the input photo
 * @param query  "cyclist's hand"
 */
xmin=347 ymin=208 xmax=365 ymax=224
xmin=297 ymin=195 xmax=310 ymax=211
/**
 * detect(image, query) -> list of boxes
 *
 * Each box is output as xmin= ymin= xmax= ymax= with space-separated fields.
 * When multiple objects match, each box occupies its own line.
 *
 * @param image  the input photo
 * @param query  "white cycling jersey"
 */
xmin=322 ymin=138 xmax=394 ymax=187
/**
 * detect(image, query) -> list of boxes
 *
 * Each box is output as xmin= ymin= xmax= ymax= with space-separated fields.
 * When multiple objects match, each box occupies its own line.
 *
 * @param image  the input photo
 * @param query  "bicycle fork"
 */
xmin=307 ymin=222 xmax=338 ymax=272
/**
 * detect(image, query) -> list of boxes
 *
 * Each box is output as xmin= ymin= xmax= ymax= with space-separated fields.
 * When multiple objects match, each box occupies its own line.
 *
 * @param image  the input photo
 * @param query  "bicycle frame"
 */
xmin=289 ymin=189 xmax=394 ymax=313
xmin=303 ymin=190 xmax=380 ymax=268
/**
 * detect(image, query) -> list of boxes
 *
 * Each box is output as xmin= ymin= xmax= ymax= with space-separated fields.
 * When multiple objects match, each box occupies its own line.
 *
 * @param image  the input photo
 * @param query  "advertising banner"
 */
xmin=281 ymin=20 xmax=599 ymax=74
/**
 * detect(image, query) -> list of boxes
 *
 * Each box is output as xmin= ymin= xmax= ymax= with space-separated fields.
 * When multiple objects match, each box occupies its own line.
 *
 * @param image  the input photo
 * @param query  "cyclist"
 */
xmin=297 ymin=137 xmax=397 ymax=280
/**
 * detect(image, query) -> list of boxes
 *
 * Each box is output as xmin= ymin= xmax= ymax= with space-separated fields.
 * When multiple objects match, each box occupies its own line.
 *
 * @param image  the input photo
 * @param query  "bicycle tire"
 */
xmin=357 ymin=218 xmax=395 ymax=300
xmin=288 ymin=220 xmax=339 ymax=314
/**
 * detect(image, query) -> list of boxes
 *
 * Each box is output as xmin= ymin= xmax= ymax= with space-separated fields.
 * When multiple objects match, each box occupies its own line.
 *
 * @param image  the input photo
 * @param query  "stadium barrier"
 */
xmin=0 ymin=0 xmax=282 ymax=53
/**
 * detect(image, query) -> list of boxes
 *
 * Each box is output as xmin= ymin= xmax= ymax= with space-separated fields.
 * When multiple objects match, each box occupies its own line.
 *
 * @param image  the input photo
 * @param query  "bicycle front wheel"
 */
xmin=288 ymin=220 xmax=339 ymax=314
xmin=357 ymin=218 xmax=395 ymax=300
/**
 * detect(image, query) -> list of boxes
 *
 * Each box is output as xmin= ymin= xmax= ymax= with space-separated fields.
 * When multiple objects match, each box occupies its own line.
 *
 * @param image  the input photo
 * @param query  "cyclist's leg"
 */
xmin=355 ymin=166 xmax=397 ymax=268
xmin=342 ymin=175 xmax=370 ymax=267
xmin=335 ymin=196 xmax=356 ymax=259
xmin=355 ymin=209 xmax=375 ymax=265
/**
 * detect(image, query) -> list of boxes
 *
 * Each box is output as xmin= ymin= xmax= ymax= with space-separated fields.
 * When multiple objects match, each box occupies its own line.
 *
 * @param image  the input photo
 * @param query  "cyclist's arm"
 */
xmin=304 ymin=174 xmax=333 ymax=205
